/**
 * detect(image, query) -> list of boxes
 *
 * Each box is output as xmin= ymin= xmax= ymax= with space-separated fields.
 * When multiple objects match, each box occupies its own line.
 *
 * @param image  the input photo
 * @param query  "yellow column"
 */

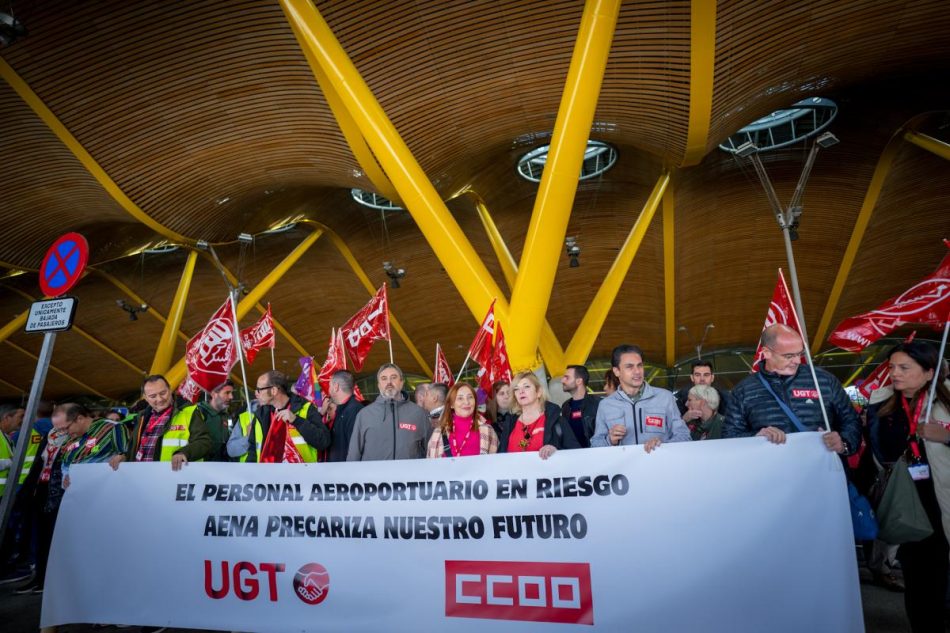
xmin=149 ymin=250 xmax=198 ymax=376
xmin=279 ymin=0 xmax=511 ymax=347
xmin=0 ymin=311 xmax=28 ymax=347
xmin=468 ymin=192 xmax=566 ymax=374
xmin=810 ymin=132 xmax=902 ymax=353
xmin=563 ymin=173 xmax=670 ymax=365
xmin=663 ymin=179 xmax=676 ymax=367
xmin=681 ymin=0 xmax=717 ymax=167
xmin=506 ymin=0 xmax=621 ymax=369
xmin=165 ymin=230 xmax=324 ymax=388
xmin=904 ymin=131 xmax=950 ymax=160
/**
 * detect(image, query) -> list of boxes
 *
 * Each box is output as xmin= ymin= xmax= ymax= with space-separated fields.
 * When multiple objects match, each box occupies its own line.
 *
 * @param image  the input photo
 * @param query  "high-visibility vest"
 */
xmin=18 ymin=428 xmax=42 ymax=485
xmin=286 ymin=402 xmax=318 ymax=463
xmin=156 ymin=406 xmax=201 ymax=463
xmin=237 ymin=411 xmax=264 ymax=463
xmin=0 ymin=432 xmax=11 ymax=496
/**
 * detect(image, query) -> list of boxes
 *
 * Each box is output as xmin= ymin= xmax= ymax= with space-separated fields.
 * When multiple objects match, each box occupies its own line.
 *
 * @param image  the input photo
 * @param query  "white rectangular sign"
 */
xmin=25 ymin=297 xmax=77 ymax=332
xmin=42 ymin=434 xmax=864 ymax=632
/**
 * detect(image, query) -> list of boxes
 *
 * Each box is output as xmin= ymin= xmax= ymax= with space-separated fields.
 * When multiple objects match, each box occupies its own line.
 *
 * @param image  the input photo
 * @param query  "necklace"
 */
xmin=518 ymin=415 xmax=543 ymax=450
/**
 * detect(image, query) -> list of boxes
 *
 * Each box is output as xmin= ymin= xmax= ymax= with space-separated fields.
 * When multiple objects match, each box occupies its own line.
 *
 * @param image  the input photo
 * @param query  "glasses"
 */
xmin=766 ymin=346 xmax=804 ymax=361
xmin=254 ymin=385 xmax=274 ymax=393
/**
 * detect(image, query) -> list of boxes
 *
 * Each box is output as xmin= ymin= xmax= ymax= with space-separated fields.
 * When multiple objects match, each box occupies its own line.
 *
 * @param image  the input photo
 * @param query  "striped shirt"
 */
xmin=62 ymin=419 xmax=129 ymax=476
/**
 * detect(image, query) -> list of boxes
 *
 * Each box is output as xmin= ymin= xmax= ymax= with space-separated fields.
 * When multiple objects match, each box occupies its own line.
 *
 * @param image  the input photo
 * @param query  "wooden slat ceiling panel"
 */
xmin=0 ymin=82 xmax=145 ymax=268
xmin=709 ymin=0 xmax=950 ymax=153
xmin=1 ymin=0 xmax=356 ymax=242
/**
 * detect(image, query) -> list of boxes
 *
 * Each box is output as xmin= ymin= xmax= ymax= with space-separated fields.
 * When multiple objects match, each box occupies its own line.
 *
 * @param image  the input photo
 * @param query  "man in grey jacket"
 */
xmin=591 ymin=344 xmax=691 ymax=452
xmin=347 ymin=363 xmax=429 ymax=461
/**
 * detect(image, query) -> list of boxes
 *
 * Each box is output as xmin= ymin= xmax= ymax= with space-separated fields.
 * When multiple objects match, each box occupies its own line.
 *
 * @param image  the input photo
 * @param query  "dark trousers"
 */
xmin=34 ymin=507 xmax=57 ymax=586
xmin=897 ymin=479 xmax=949 ymax=633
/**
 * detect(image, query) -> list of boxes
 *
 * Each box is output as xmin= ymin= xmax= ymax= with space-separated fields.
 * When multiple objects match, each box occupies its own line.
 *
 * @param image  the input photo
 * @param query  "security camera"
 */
xmin=0 ymin=12 xmax=27 ymax=47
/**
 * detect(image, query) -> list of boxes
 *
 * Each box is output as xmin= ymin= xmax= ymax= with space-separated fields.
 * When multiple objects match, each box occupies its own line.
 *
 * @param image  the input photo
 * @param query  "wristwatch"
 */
xmin=838 ymin=439 xmax=850 ymax=455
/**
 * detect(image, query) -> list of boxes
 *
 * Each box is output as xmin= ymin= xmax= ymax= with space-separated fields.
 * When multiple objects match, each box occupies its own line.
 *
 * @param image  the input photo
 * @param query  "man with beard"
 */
xmin=347 ymin=363 xmax=429 ymax=461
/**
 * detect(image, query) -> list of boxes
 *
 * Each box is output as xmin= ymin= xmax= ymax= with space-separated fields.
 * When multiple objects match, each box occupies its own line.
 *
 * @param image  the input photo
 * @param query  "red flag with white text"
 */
xmin=467 ymin=300 xmax=496 ymax=370
xmin=857 ymin=331 xmax=917 ymax=399
xmin=259 ymin=419 xmax=303 ymax=464
xmin=489 ymin=322 xmax=513 ymax=389
xmin=433 ymin=343 xmax=455 ymax=387
xmin=829 ymin=242 xmax=950 ymax=352
xmin=751 ymin=269 xmax=805 ymax=372
xmin=177 ymin=375 xmax=203 ymax=404
xmin=184 ymin=298 xmax=239 ymax=391
xmin=340 ymin=285 xmax=391 ymax=371
xmin=240 ymin=304 xmax=275 ymax=364
xmin=317 ymin=328 xmax=348 ymax=396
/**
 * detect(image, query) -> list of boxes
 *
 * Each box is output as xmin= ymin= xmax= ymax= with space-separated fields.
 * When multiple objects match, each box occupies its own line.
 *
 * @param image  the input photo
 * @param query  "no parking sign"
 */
xmin=38 ymin=232 xmax=88 ymax=297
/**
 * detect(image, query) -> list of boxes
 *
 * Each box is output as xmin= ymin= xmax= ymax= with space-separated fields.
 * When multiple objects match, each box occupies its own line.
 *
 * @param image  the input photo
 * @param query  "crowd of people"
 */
xmin=0 ymin=323 xmax=948 ymax=632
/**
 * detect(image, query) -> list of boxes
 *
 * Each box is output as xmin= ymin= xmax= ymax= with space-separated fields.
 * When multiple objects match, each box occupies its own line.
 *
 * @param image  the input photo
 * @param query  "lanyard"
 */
xmin=900 ymin=395 xmax=925 ymax=459
xmin=450 ymin=427 xmax=475 ymax=457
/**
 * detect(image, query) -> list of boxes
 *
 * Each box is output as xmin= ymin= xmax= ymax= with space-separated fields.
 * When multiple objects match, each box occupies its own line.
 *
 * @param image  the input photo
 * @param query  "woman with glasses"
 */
xmin=497 ymin=372 xmax=579 ymax=459
xmin=427 ymin=383 xmax=498 ymax=458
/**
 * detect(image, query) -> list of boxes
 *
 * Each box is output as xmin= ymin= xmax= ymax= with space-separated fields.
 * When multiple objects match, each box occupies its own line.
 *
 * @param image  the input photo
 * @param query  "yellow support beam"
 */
xmin=507 ymin=0 xmax=621 ymax=369
xmin=810 ymin=132 xmax=903 ymax=354
xmin=87 ymin=268 xmax=191 ymax=343
xmin=149 ymin=250 xmax=198 ymax=376
xmin=904 ymin=131 xmax=950 ymax=161
xmin=165 ymin=230 xmax=324 ymax=388
xmin=647 ymin=367 xmax=661 ymax=384
xmin=0 ymin=57 xmax=192 ymax=245
xmin=285 ymin=13 xmax=400 ymax=203
xmin=0 ymin=311 xmax=28 ymax=347
xmin=196 ymin=251 xmax=310 ymax=360
xmin=663 ymin=179 xmax=676 ymax=367
xmin=563 ymin=172 xmax=670 ymax=366
xmin=2 ymin=285 xmax=145 ymax=376
xmin=843 ymin=352 xmax=878 ymax=388
xmin=279 ymin=0 xmax=512 ymax=363
xmin=300 ymin=221 xmax=432 ymax=376
xmin=467 ymin=192 xmax=566 ymax=374
xmin=4 ymin=340 xmax=108 ymax=399
xmin=681 ymin=0 xmax=718 ymax=167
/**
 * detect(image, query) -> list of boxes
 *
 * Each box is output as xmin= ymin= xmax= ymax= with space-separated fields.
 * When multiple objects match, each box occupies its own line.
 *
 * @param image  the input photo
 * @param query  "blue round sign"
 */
xmin=39 ymin=233 xmax=89 ymax=297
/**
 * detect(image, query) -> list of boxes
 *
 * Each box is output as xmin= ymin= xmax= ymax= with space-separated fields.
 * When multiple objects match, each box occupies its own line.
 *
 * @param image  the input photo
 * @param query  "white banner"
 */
xmin=43 ymin=434 xmax=863 ymax=632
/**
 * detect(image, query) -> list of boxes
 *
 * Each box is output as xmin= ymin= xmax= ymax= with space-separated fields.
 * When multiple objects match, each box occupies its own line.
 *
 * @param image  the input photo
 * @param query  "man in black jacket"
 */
xmin=560 ymin=365 xmax=600 ymax=448
xmin=723 ymin=324 xmax=860 ymax=455
xmin=254 ymin=370 xmax=330 ymax=462
xmin=323 ymin=370 xmax=363 ymax=462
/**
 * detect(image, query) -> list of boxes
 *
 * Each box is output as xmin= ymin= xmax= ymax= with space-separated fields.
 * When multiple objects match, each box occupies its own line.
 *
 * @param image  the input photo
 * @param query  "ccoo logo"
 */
xmin=293 ymin=563 xmax=330 ymax=605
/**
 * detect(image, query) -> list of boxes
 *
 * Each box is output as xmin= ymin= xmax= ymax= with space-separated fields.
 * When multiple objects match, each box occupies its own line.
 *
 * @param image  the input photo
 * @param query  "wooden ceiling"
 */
xmin=0 ymin=0 xmax=948 ymax=400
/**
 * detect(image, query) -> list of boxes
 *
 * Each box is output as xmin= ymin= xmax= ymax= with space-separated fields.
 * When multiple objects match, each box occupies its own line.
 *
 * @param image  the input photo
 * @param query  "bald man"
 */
xmin=723 ymin=324 xmax=860 ymax=455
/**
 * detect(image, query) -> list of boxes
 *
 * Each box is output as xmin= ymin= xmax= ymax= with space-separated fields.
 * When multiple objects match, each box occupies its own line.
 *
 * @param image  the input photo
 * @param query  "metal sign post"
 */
xmin=0 ymin=332 xmax=56 ymax=548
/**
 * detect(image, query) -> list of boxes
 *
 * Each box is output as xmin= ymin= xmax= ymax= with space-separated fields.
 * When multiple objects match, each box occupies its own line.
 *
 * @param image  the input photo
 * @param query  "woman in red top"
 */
xmin=427 ymin=383 xmax=498 ymax=458
xmin=498 ymin=371 xmax=579 ymax=459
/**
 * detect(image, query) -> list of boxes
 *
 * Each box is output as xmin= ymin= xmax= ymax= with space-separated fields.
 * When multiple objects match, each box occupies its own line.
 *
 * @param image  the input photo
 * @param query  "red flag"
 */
xmin=185 ymin=298 xmax=239 ymax=391
xmin=316 ymin=328 xmax=348 ymax=396
xmin=433 ymin=343 xmax=455 ymax=387
xmin=829 ymin=243 xmax=950 ymax=352
xmin=259 ymin=419 xmax=303 ymax=464
xmin=340 ymin=285 xmax=391 ymax=371
xmin=177 ymin=375 xmax=203 ymax=404
xmin=467 ymin=300 xmax=496 ymax=370
xmin=240 ymin=304 xmax=275 ymax=364
xmin=751 ymin=269 xmax=804 ymax=372
xmin=857 ymin=331 xmax=917 ymax=399
xmin=489 ymin=322 xmax=513 ymax=388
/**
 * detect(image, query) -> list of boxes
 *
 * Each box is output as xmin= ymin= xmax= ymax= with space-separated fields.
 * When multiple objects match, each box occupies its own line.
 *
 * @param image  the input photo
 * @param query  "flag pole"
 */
xmin=922 ymin=316 xmax=950 ymax=427
xmin=434 ymin=343 xmax=440 ymax=381
xmin=229 ymin=289 xmax=254 ymax=415
xmin=270 ymin=346 xmax=276 ymax=371
xmin=742 ymin=139 xmax=835 ymax=431
xmin=456 ymin=351 xmax=473 ymax=381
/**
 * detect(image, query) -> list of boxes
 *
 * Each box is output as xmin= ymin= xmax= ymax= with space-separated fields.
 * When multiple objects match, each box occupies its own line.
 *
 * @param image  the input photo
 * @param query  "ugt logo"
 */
xmin=293 ymin=563 xmax=330 ymax=605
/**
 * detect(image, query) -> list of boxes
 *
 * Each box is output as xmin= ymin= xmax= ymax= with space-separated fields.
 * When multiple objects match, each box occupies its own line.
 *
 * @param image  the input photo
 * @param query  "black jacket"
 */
xmin=327 ymin=395 xmax=364 ymax=462
xmin=560 ymin=394 xmax=601 ymax=447
xmin=255 ymin=393 xmax=331 ymax=451
xmin=498 ymin=401 xmax=581 ymax=453
xmin=723 ymin=362 xmax=861 ymax=454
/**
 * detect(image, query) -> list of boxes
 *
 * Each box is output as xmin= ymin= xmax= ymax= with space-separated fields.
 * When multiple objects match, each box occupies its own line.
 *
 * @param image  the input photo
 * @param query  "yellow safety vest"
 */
xmin=0 ymin=432 xmax=11 ymax=496
xmin=157 ymin=406 xmax=201 ymax=463
xmin=18 ymin=428 xmax=42 ymax=485
xmin=237 ymin=411 xmax=264 ymax=463
xmin=286 ymin=403 xmax=318 ymax=463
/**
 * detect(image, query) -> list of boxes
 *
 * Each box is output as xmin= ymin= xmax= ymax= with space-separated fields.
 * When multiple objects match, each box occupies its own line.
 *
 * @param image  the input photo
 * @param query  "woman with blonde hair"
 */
xmin=427 ymin=382 xmax=498 ymax=458
xmin=498 ymin=371 xmax=579 ymax=459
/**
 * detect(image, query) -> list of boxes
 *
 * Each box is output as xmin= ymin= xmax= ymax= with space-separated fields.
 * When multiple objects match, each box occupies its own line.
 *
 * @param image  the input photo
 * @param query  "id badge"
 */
xmin=908 ymin=463 xmax=931 ymax=481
